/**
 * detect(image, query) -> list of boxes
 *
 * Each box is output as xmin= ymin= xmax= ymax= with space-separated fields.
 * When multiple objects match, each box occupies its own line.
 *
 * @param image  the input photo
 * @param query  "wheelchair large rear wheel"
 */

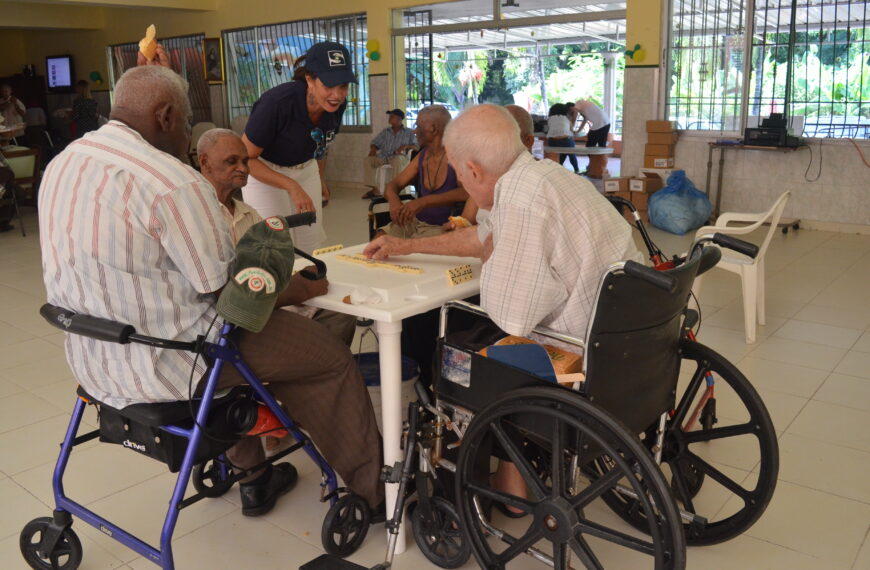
xmin=600 ymin=340 xmax=778 ymax=546
xmin=455 ymin=387 xmax=686 ymax=570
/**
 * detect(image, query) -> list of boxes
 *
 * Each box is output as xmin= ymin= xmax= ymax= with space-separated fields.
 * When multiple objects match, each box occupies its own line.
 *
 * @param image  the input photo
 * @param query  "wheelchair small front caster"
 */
xmin=192 ymin=457 xmax=233 ymax=498
xmin=20 ymin=517 xmax=83 ymax=570
xmin=322 ymin=493 xmax=370 ymax=557
xmin=411 ymin=496 xmax=470 ymax=568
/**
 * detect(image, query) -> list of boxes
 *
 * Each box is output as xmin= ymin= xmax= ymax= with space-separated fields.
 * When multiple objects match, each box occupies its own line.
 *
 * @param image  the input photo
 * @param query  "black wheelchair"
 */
xmin=316 ymin=232 xmax=778 ymax=570
xmin=19 ymin=240 xmax=375 ymax=570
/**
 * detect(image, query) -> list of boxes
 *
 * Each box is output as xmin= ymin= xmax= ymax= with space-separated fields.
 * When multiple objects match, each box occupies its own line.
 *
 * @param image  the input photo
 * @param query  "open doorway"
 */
xmin=395 ymin=0 xmax=626 ymax=173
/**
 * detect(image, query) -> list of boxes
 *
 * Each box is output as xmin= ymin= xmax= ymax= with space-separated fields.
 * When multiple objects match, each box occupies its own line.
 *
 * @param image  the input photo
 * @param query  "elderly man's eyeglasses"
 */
xmin=310 ymin=128 xmax=335 ymax=160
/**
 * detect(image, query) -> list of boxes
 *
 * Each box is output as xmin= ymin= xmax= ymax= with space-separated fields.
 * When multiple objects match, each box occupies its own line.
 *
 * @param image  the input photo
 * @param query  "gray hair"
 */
xmin=197 ymin=128 xmax=239 ymax=157
xmin=113 ymin=66 xmax=190 ymax=116
xmin=417 ymin=104 xmax=452 ymax=133
xmin=444 ymin=104 xmax=525 ymax=177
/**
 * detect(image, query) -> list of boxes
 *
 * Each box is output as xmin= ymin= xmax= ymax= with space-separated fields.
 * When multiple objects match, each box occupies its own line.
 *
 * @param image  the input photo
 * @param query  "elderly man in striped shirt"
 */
xmin=38 ymin=65 xmax=384 ymax=519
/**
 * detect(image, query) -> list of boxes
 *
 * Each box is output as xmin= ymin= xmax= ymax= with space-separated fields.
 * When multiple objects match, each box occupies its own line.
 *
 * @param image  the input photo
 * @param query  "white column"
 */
xmin=603 ymin=52 xmax=617 ymax=125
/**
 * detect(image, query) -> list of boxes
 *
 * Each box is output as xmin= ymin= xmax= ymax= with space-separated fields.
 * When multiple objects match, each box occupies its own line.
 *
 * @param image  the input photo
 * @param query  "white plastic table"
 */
xmin=295 ymin=243 xmax=481 ymax=553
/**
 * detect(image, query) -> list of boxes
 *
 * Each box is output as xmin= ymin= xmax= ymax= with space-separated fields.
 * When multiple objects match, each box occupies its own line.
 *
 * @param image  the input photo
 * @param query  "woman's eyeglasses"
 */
xmin=310 ymin=128 xmax=334 ymax=160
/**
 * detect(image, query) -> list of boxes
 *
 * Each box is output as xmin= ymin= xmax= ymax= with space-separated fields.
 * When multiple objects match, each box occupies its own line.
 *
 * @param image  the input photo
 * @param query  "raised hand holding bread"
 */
xmin=138 ymin=25 xmax=158 ymax=61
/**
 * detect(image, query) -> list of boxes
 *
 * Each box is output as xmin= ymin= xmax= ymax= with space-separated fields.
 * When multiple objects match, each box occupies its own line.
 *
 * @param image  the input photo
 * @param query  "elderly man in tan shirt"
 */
xmin=197 ymin=128 xmax=356 ymax=346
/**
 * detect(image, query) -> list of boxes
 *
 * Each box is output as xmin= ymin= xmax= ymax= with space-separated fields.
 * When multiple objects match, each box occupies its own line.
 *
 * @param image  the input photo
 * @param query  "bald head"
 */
xmin=504 ymin=104 xmax=535 ymax=151
xmin=444 ymin=104 xmax=525 ymax=176
xmin=110 ymin=66 xmax=192 ymax=159
xmin=443 ymin=104 xmax=526 ymax=210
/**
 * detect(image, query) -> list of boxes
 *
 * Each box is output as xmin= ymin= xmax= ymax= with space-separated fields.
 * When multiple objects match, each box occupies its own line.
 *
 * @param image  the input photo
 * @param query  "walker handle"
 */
xmin=284 ymin=212 xmax=316 ymax=228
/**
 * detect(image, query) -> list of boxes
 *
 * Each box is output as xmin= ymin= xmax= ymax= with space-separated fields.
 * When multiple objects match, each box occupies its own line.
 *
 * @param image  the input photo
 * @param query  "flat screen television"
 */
xmin=46 ymin=55 xmax=74 ymax=92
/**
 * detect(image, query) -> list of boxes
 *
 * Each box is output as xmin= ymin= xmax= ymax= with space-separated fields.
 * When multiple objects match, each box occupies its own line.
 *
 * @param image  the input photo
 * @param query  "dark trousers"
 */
xmin=214 ymin=309 xmax=384 ymax=508
xmin=547 ymin=137 xmax=579 ymax=172
xmin=586 ymin=124 xmax=611 ymax=148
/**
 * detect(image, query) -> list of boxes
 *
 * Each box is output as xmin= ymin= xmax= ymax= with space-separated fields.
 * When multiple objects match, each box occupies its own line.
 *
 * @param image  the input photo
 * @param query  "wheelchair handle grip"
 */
xmin=624 ymin=260 xmax=677 ymax=293
xmin=284 ymin=212 xmax=316 ymax=228
xmin=40 ymin=304 xmax=135 ymax=344
xmin=712 ymin=233 xmax=759 ymax=259
xmin=294 ymin=248 xmax=327 ymax=280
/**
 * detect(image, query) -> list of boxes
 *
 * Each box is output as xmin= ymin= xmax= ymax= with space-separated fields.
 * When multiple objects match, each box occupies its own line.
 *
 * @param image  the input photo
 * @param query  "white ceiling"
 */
xmin=402 ymin=0 xmax=628 ymax=51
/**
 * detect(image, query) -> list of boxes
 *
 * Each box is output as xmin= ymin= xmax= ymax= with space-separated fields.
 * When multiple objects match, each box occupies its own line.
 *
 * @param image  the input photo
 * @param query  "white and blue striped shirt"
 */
xmin=39 ymin=121 xmax=234 ymax=409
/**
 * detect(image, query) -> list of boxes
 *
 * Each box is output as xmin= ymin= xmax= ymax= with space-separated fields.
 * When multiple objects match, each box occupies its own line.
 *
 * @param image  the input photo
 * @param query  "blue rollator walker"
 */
xmin=20 ymin=214 xmax=373 ymax=570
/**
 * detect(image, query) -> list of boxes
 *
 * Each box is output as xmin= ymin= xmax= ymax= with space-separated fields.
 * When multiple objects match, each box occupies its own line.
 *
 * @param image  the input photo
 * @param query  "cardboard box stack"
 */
xmin=644 ymin=120 xmax=678 ymax=168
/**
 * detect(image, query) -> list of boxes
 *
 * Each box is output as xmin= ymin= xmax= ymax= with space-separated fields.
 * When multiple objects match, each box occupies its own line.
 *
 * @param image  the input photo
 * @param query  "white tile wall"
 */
xmin=622 ymin=68 xmax=870 ymax=227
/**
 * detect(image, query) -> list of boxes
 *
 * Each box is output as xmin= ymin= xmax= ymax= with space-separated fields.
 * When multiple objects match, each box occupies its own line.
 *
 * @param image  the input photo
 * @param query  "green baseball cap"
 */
xmin=217 ymin=217 xmax=295 ymax=332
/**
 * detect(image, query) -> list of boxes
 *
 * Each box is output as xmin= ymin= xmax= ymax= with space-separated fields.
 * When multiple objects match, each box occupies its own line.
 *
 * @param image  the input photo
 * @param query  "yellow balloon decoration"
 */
xmin=366 ymin=39 xmax=380 ymax=53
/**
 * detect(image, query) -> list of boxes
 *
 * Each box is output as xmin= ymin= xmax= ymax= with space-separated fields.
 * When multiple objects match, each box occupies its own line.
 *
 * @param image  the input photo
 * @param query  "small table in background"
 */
xmin=705 ymin=143 xmax=805 ymax=232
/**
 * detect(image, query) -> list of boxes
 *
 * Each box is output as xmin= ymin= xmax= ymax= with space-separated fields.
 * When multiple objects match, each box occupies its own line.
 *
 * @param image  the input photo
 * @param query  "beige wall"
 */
xmin=625 ymin=0 xmax=664 ymax=68
xmin=2 ymin=31 xmax=28 ymax=76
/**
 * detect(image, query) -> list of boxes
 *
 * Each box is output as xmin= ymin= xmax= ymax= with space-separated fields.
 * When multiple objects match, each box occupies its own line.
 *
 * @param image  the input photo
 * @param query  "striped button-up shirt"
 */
xmin=481 ymin=152 xmax=642 ymax=342
xmin=39 ymin=121 xmax=234 ymax=409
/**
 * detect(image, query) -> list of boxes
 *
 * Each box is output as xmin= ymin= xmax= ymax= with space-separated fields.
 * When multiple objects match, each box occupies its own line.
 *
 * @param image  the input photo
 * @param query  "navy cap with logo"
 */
xmin=386 ymin=109 xmax=405 ymax=120
xmin=304 ymin=41 xmax=358 ymax=88
xmin=216 ymin=217 xmax=295 ymax=333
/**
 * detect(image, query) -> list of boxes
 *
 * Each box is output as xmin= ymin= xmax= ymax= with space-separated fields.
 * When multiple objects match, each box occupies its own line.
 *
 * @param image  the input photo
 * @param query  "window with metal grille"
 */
xmin=404 ymin=10 xmax=435 ymax=126
xmin=222 ymin=14 xmax=369 ymax=128
xmin=667 ymin=0 xmax=870 ymax=139
xmin=107 ymin=34 xmax=212 ymax=124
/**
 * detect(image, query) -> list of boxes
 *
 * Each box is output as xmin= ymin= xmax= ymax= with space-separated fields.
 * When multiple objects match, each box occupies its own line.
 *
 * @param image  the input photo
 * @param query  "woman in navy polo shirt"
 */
xmin=241 ymin=41 xmax=356 ymax=252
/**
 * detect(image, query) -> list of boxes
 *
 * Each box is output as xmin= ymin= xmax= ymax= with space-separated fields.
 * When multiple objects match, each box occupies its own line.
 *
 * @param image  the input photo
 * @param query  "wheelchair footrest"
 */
xmin=300 ymin=554 xmax=369 ymax=570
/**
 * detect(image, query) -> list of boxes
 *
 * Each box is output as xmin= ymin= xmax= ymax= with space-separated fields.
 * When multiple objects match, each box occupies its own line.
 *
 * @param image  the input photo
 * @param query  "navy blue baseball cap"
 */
xmin=304 ymin=42 xmax=358 ymax=87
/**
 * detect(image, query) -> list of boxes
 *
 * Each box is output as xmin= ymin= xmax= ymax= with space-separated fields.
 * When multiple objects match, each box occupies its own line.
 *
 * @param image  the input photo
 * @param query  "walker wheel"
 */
xmin=20 ymin=517 xmax=82 ymax=570
xmin=321 ymin=494 xmax=370 ymax=557
xmin=192 ymin=457 xmax=233 ymax=498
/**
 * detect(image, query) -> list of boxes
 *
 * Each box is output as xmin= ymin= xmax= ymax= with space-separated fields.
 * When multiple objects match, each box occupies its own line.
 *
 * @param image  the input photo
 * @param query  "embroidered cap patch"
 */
xmin=265 ymin=216 xmax=285 ymax=231
xmin=234 ymin=267 xmax=276 ymax=294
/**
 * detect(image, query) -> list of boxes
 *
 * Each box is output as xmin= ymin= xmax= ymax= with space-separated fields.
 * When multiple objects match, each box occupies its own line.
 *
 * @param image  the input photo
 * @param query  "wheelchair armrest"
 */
xmin=40 ymin=303 xmax=135 ymax=343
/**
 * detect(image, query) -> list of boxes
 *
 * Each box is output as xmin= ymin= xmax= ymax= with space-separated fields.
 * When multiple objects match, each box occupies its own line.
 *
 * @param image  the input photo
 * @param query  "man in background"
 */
xmin=361 ymin=108 xmax=418 ymax=199
xmin=570 ymin=99 xmax=611 ymax=148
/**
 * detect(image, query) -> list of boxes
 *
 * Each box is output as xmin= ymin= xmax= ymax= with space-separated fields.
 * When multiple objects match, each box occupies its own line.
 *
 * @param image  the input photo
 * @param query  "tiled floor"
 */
xmin=1 ymin=186 xmax=869 ymax=569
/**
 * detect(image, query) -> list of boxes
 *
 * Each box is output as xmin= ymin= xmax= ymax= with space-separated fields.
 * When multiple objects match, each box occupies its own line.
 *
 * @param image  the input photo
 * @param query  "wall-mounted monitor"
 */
xmin=46 ymin=55 xmax=75 ymax=92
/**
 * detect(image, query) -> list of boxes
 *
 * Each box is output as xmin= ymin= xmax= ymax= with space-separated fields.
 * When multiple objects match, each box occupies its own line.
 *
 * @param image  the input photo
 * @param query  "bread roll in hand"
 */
xmin=139 ymin=25 xmax=158 ymax=61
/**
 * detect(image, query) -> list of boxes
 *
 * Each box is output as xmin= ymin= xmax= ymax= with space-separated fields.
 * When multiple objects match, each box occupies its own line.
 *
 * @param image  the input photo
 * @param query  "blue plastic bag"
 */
xmin=648 ymin=170 xmax=712 ymax=235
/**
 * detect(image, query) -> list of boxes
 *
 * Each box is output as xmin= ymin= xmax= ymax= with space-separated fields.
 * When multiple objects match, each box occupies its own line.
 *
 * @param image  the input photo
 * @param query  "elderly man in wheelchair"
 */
xmin=315 ymin=106 xmax=777 ymax=570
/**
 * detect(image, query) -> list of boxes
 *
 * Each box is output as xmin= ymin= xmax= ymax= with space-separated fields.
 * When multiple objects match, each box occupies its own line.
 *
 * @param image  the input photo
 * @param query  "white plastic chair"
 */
xmin=694 ymin=190 xmax=790 ymax=344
